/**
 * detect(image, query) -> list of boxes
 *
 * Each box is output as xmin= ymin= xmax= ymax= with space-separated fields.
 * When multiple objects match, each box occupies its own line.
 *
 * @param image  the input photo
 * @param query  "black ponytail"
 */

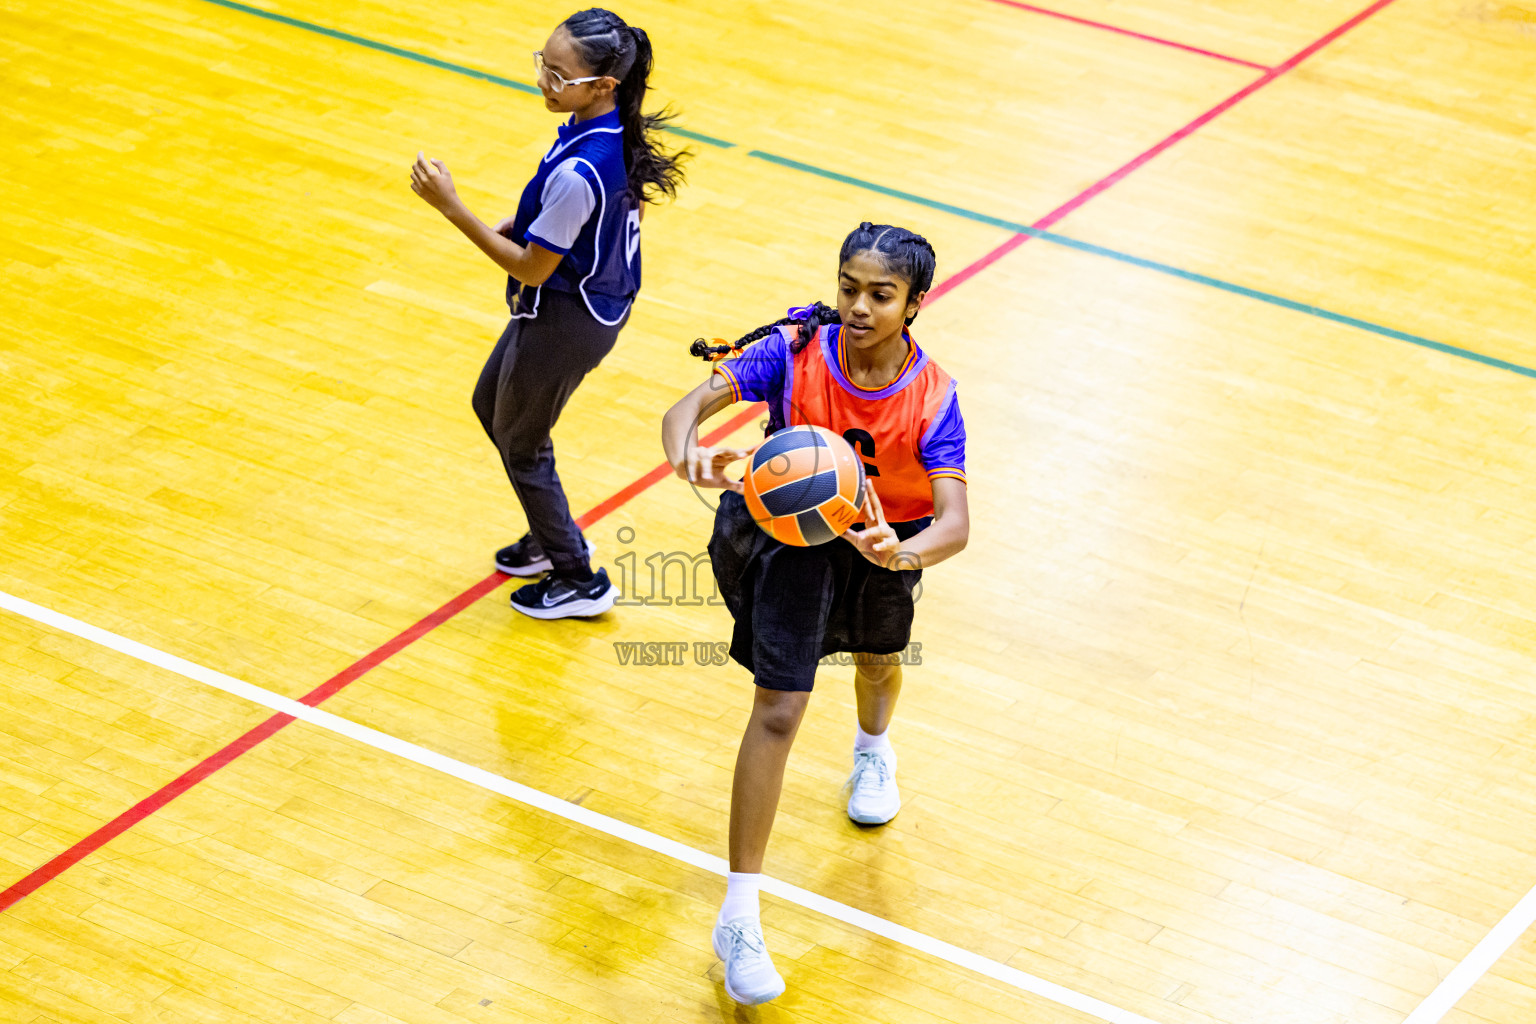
xmin=563 ymin=9 xmax=689 ymax=204
xmin=690 ymin=302 xmax=840 ymax=361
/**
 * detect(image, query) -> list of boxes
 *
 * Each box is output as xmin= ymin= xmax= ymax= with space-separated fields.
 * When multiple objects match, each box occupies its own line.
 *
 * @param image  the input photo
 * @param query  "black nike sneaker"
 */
xmin=494 ymin=533 xmax=594 ymax=577
xmin=509 ymin=568 xmax=616 ymax=619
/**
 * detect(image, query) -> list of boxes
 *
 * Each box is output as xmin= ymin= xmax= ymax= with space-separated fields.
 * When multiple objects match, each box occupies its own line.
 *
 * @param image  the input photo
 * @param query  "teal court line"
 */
xmin=750 ymin=157 xmax=1536 ymax=381
xmin=199 ymin=0 xmax=736 ymax=147
xmin=199 ymin=0 xmax=1534 ymax=382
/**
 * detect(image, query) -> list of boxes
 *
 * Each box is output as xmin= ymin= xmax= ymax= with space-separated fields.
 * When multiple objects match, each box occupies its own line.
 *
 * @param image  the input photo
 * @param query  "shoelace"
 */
xmin=723 ymin=921 xmax=771 ymax=969
xmin=847 ymin=750 xmax=892 ymax=793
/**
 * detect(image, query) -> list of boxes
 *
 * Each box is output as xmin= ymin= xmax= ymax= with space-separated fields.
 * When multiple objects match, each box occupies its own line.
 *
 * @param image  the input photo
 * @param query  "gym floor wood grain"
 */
xmin=3 ymin=0 xmax=1534 ymax=1021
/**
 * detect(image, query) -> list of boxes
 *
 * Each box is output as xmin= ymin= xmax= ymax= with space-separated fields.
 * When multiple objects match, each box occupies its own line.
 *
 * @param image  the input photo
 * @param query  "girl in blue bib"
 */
xmin=411 ymin=8 xmax=687 ymax=619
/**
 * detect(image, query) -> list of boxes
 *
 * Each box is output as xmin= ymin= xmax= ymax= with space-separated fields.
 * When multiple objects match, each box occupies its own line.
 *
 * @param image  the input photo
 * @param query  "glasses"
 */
xmin=533 ymin=51 xmax=606 ymax=93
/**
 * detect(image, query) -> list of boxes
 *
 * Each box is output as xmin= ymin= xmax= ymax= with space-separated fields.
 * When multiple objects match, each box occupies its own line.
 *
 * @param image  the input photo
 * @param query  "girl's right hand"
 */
xmin=493 ymin=215 xmax=516 ymax=236
xmin=410 ymin=152 xmax=461 ymax=213
xmin=678 ymin=445 xmax=751 ymax=492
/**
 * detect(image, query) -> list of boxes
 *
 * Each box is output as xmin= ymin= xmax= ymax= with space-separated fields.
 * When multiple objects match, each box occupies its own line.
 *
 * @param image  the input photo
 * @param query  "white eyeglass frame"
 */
xmin=533 ymin=51 xmax=608 ymax=93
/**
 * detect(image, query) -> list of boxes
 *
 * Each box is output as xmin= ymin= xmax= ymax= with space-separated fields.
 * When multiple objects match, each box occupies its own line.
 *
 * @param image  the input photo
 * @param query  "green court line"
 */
xmin=1039 ymin=238 xmax=1536 ymax=380
xmin=195 ymin=0 xmax=1534 ymax=382
xmin=203 ymin=0 xmax=543 ymax=94
xmin=657 ymin=125 xmax=734 ymax=149
xmin=750 ymin=152 xmax=1536 ymax=380
xmin=200 ymin=0 xmax=735 ymax=148
xmin=747 ymin=151 xmax=1034 ymax=233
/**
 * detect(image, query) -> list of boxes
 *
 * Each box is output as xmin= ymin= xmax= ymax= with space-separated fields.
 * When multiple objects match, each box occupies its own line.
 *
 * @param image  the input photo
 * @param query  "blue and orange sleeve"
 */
xmin=710 ymin=328 xmax=789 ymax=406
xmin=919 ymin=385 xmax=967 ymax=484
xmin=712 ymin=362 xmax=745 ymax=404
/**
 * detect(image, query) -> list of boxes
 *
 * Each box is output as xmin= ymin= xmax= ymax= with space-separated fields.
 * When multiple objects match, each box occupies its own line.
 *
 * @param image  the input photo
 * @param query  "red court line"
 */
xmin=984 ymin=0 xmax=1271 ymax=71
xmin=0 ymin=0 xmax=1398 ymax=914
xmin=576 ymin=403 xmax=764 ymax=530
xmin=299 ymin=571 xmax=508 ymax=707
xmin=0 ymin=403 xmax=766 ymax=913
xmin=932 ymin=0 xmax=1400 ymax=302
xmin=0 ymin=715 xmax=293 ymax=912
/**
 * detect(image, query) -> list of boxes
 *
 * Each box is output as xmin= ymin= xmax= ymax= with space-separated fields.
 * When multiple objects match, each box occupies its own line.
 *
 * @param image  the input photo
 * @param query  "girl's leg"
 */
xmin=853 ymin=655 xmax=902 ymax=737
xmin=473 ymin=318 xmax=517 ymax=443
xmin=848 ymin=655 xmax=903 ymax=824
xmin=728 ymin=686 xmax=811 ymax=873
xmin=491 ymin=293 xmax=619 ymax=576
xmin=479 ymin=320 xmax=569 ymax=580
xmin=715 ymin=684 xmax=806 ymax=1005
xmin=713 ymin=541 xmax=825 ymax=1004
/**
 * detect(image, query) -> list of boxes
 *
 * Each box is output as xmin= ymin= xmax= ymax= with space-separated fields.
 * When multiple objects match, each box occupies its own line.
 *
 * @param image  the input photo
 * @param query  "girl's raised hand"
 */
xmin=680 ymin=445 xmax=751 ymax=492
xmin=410 ymin=152 xmax=460 ymax=213
xmin=843 ymin=483 xmax=904 ymax=568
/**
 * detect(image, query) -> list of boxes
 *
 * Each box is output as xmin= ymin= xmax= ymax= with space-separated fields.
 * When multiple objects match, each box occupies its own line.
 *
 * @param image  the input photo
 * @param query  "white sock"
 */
xmin=855 ymin=724 xmax=893 ymax=753
xmin=719 ymin=871 xmax=761 ymax=925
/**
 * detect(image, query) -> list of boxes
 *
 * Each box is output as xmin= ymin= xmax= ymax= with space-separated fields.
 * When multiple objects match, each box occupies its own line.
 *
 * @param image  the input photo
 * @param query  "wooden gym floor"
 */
xmin=2 ymin=0 xmax=1535 ymax=1021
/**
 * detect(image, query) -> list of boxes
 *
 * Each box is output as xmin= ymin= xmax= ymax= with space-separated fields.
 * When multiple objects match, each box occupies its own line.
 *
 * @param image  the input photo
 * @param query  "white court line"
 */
xmin=0 ymin=589 xmax=1164 ymax=1024
xmin=1402 ymin=884 xmax=1536 ymax=1024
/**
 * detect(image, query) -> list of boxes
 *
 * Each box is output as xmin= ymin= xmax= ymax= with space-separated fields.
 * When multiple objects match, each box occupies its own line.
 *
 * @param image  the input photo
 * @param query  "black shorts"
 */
xmin=708 ymin=490 xmax=929 ymax=692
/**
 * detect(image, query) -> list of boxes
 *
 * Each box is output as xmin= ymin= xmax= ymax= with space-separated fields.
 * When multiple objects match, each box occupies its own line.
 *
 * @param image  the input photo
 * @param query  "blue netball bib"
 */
xmin=505 ymin=109 xmax=640 ymax=326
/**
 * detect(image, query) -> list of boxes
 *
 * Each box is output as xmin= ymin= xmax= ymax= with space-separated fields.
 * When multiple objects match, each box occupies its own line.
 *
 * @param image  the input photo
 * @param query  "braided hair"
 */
xmin=690 ymin=223 xmax=938 ymax=361
xmin=690 ymin=302 xmax=836 ymax=361
xmin=839 ymin=222 xmax=937 ymax=322
xmin=563 ymin=8 xmax=689 ymax=203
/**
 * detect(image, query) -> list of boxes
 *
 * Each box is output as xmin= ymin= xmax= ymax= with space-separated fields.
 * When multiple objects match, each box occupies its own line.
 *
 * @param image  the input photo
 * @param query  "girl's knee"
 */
xmin=502 ymin=441 xmax=540 ymax=471
xmin=854 ymin=656 xmax=902 ymax=688
xmin=498 ymin=429 xmax=551 ymax=471
xmin=471 ymin=390 xmax=496 ymax=438
xmin=751 ymin=688 xmax=810 ymax=740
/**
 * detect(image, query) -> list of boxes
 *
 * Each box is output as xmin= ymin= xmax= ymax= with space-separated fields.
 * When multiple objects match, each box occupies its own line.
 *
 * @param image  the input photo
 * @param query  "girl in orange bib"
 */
xmin=661 ymin=223 xmax=970 ymax=1005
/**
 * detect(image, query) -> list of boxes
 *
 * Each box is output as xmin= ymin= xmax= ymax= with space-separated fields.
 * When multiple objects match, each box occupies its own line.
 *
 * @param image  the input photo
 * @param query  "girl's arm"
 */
xmin=410 ymin=153 xmax=563 ymax=287
xmin=662 ymin=376 xmax=752 ymax=489
xmin=846 ymin=476 xmax=969 ymax=570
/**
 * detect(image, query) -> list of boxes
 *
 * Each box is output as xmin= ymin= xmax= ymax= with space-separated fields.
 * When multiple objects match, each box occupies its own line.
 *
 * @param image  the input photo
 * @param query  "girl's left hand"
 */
xmin=410 ymin=152 xmax=460 ymax=212
xmin=842 ymin=484 xmax=904 ymax=568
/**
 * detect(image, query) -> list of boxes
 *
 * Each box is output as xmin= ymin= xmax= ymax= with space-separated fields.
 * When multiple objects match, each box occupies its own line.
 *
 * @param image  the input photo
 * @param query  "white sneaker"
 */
xmin=712 ymin=917 xmax=785 ymax=1005
xmin=846 ymin=748 xmax=900 ymax=824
